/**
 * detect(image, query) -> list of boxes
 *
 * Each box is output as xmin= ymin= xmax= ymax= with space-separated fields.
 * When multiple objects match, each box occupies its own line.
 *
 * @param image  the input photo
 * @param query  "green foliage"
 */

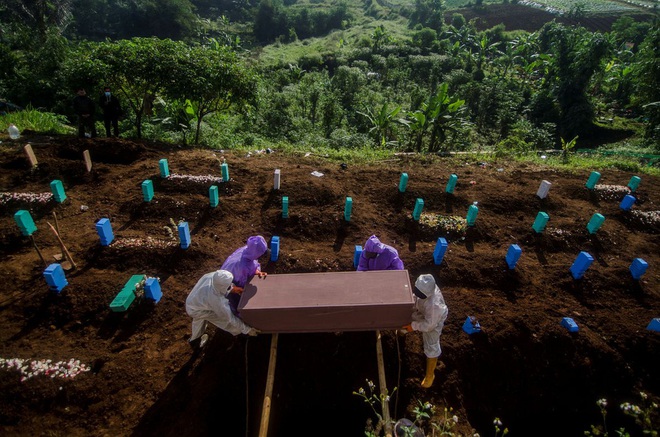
xmin=0 ymin=107 xmax=72 ymax=135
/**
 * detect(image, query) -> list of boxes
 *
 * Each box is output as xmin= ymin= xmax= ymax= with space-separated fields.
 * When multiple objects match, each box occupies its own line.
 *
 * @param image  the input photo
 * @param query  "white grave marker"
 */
xmin=274 ymin=169 xmax=281 ymax=190
xmin=536 ymin=180 xmax=552 ymax=199
xmin=23 ymin=144 xmax=38 ymax=167
xmin=83 ymin=150 xmax=92 ymax=172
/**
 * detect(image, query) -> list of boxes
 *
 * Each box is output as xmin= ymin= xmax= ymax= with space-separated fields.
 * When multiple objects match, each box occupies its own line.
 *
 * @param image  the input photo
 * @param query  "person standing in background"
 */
xmin=99 ymin=86 xmax=122 ymax=137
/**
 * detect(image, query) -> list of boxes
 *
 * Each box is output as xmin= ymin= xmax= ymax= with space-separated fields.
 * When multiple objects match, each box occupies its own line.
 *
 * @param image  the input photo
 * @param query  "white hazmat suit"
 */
xmin=409 ymin=274 xmax=448 ymax=388
xmin=185 ymin=270 xmax=255 ymax=342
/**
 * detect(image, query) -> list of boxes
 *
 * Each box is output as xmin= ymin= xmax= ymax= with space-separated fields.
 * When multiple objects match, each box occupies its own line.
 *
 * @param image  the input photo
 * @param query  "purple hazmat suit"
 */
xmin=357 ymin=235 xmax=404 ymax=271
xmin=221 ymin=235 xmax=268 ymax=315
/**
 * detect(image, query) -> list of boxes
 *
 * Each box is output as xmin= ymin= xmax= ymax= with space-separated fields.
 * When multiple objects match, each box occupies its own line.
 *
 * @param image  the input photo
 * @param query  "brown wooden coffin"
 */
xmin=237 ymin=270 xmax=414 ymax=333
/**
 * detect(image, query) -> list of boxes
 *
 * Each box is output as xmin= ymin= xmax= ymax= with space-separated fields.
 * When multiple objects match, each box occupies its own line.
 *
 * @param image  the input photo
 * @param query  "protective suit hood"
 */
xmin=242 ymin=236 xmax=268 ymax=261
xmin=364 ymin=235 xmax=385 ymax=254
xmin=212 ymin=270 xmax=233 ymax=295
xmin=415 ymin=274 xmax=437 ymax=298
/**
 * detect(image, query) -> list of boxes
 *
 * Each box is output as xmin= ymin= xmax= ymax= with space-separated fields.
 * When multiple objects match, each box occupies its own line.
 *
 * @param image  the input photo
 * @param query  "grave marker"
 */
xmin=144 ymin=277 xmax=162 ymax=303
xmin=159 ymin=159 xmax=170 ymax=178
xmin=629 ymin=258 xmax=648 ymax=280
xmin=620 ymin=195 xmax=635 ymax=211
xmin=178 ymin=222 xmax=191 ymax=249
xmin=271 ymin=236 xmax=280 ymax=262
xmin=532 ymin=212 xmax=549 ymax=233
xmin=536 ymin=180 xmax=552 ymax=199
xmin=344 ymin=197 xmax=352 ymax=222
xmin=561 ymin=317 xmax=579 ymax=332
xmin=585 ymin=171 xmax=601 ymax=190
xmin=43 ymin=263 xmax=68 ymax=293
xmin=50 ymin=180 xmax=67 ymax=203
xmin=83 ymin=150 xmax=92 ymax=172
xmin=446 ymin=174 xmax=458 ymax=194
xmin=23 ymin=144 xmax=38 ymax=167
xmin=506 ymin=244 xmax=522 ymax=269
xmin=462 ymin=316 xmax=481 ymax=335
xmin=586 ymin=213 xmax=605 ymax=234
xmin=627 ymin=176 xmax=641 ymax=192
xmin=399 ymin=173 xmax=408 ymax=193
xmin=109 ymin=275 xmax=143 ymax=312
xmin=466 ymin=203 xmax=479 ymax=227
xmin=570 ymin=251 xmax=594 ymax=279
xmin=647 ymin=318 xmax=660 ymax=332
xmin=274 ymin=169 xmax=281 ymax=190
xmin=95 ymin=218 xmax=114 ymax=246
xmin=353 ymin=245 xmax=362 ymax=268
xmin=141 ymin=180 xmax=154 ymax=202
xmin=412 ymin=198 xmax=424 ymax=221
xmin=221 ymin=162 xmax=230 ymax=182
xmin=14 ymin=210 xmax=37 ymax=236
xmin=209 ymin=185 xmax=219 ymax=208
xmin=433 ymin=238 xmax=448 ymax=265
xmin=282 ymin=197 xmax=289 ymax=218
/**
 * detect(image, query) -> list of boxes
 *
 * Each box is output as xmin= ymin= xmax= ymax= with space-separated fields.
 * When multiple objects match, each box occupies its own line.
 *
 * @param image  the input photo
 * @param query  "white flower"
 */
xmin=358 ymin=388 xmax=365 ymax=395
xmin=493 ymin=418 xmax=502 ymax=426
xmin=640 ymin=392 xmax=648 ymax=400
xmin=452 ymin=415 xmax=459 ymax=423
xmin=597 ymin=399 xmax=607 ymax=408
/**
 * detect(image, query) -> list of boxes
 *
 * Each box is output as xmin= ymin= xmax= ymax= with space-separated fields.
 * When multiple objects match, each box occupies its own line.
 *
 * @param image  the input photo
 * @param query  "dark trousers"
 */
xmin=103 ymin=115 xmax=119 ymax=137
xmin=77 ymin=115 xmax=96 ymax=138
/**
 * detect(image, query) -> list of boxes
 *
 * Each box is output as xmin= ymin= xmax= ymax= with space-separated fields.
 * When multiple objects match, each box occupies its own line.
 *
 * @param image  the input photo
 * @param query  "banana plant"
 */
xmin=357 ymin=103 xmax=403 ymax=148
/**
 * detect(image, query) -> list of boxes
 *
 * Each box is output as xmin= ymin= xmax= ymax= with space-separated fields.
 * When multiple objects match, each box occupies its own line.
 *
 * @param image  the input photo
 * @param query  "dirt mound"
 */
xmin=0 ymin=136 xmax=658 ymax=436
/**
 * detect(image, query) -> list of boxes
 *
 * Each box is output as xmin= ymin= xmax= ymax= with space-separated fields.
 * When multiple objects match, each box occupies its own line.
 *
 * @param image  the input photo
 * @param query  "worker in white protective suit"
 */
xmin=403 ymin=274 xmax=448 ymax=388
xmin=185 ymin=269 xmax=258 ymax=349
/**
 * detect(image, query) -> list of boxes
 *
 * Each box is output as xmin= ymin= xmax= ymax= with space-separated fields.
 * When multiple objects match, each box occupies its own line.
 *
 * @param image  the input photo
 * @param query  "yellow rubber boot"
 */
xmin=421 ymin=357 xmax=438 ymax=388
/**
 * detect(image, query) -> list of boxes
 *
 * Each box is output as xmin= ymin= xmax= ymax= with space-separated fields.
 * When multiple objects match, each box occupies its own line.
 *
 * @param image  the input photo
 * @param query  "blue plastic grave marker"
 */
xmin=95 ymin=218 xmax=114 ymax=246
xmin=14 ymin=210 xmax=37 ymax=236
xmin=282 ymin=196 xmax=289 ymax=218
xmin=462 ymin=316 xmax=481 ymax=335
xmin=570 ymin=251 xmax=594 ymax=279
xmin=585 ymin=171 xmax=601 ymax=190
xmin=627 ymin=176 xmax=641 ymax=192
xmin=144 ymin=277 xmax=162 ymax=303
xmin=647 ymin=318 xmax=660 ymax=332
xmin=561 ymin=317 xmax=579 ymax=332
xmin=630 ymin=258 xmax=648 ymax=280
xmin=271 ymin=236 xmax=280 ymax=262
xmin=399 ymin=173 xmax=408 ymax=193
xmin=50 ymin=180 xmax=67 ymax=203
xmin=142 ymin=179 xmax=154 ymax=202
xmin=466 ymin=204 xmax=479 ymax=227
xmin=159 ymin=159 xmax=170 ymax=178
xmin=620 ymin=195 xmax=635 ymax=211
xmin=178 ymin=222 xmax=191 ymax=249
xmin=412 ymin=198 xmax=424 ymax=221
xmin=221 ymin=162 xmax=230 ymax=182
xmin=344 ymin=197 xmax=352 ymax=222
xmin=209 ymin=185 xmax=219 ymax=208
xmin=43 ymin=263 xmax=68 ymax=293
xmin=446 ymin=174 xmax=458 ymax=194
xmin=433 ymin=238 xmax=448 ymax=265
xmin=532 ymin=212 xmax=549 ymax=233
xmin=353 ymin=245 xmax=362 ymax=268
xmin=506 ymin=244 xmax=522 ymax=269
xmin=586 ymin=213 xmax=605 ymax=234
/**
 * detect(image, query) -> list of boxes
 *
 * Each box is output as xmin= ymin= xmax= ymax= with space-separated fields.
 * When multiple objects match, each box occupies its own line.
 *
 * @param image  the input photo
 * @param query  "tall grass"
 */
xmin=0 ymin=107 xmax=73 ymax=136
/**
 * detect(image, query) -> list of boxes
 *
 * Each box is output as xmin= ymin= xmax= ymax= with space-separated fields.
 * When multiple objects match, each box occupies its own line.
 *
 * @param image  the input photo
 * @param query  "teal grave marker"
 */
xmin=532 ymin=212 xmax=549 ymax=233
xmin=586 ymin=213 xmax=605 ymax=234
xmin=466 ymin=203 xmax=479 ymax=227
xmin=446 ymin=174 xmax=458 ymax=194
xmin=209 ymin=185 xmax=219 ymax=208
xmin=221 ymin=162 xmax=230 ymax=182
xmin=344 ymin=197 xmax=352 ymax=222
xmin=282 ymin=197 xmax=289 ymax=218
xmin=142 ymin=180 xmax=154 ymax=202
xmin=585 ymin=171 xmax=601 ymax=190
xmin=627 ymin=176 xmax=641 ymax=192
xmin=14 ymin=210 xmax=37 ymax=236
xmin=159 ymin=159 xmax=169 ymax=178
xmin=399 ymin=173 xmax=408 ymax=193
xmin=412 ymin=198 xmax=424 ymax=221
xmin=50 ymin=180 xmax=66 ymax=203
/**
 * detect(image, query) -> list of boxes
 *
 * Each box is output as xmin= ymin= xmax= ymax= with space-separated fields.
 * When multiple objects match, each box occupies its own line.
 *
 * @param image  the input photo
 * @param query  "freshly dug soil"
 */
xmin=0 ymin=136 xmax=658 ymax=436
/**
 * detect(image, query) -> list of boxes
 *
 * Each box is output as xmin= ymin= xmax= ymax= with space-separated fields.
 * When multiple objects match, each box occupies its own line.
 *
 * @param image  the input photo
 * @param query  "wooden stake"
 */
xmin=46 ymin=222 xmax=77 ymax=270
xmin=376 ymin=330 xmax=393 ymax=437
xmin=30 ymin=235 xmax=48 ymax=266
xmin=23 ymin=144 xmax=38 ymax=167
xmin=83 ymin=150 xmax=92 ymax=172
xmin=258 ymin=333 xmax=279 ymax=437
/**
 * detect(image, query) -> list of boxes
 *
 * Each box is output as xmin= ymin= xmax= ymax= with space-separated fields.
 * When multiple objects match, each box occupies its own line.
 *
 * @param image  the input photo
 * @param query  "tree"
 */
xmin=169 ymin=42 xmax=258 ymax=144
xmin=357 ymin=103 xmax=403 ymax=147
xmin=632 ymin=25 xmax=660 ymax=142
xmin=1 ymin=0 xmax=73 ymax=38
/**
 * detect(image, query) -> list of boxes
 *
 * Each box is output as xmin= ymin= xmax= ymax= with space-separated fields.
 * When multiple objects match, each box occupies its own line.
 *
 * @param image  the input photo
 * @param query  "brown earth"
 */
xmin=0 ymin=136 xmax=658 ymax=436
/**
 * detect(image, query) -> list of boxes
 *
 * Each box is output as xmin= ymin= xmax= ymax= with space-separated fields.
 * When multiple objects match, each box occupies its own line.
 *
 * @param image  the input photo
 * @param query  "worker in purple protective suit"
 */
xmin=221 ymin=235 xmax=269 ymax=315
xmin=357 ymin=235 xmax=404 ymax=271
